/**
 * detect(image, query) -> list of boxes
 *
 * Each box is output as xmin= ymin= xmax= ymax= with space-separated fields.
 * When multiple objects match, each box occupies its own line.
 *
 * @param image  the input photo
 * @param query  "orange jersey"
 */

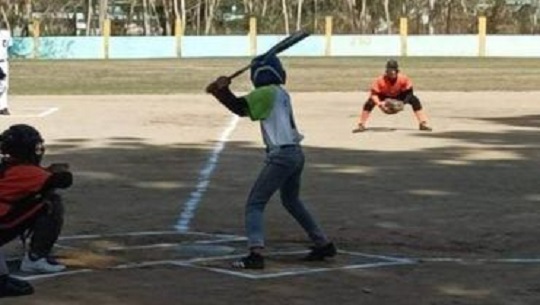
xmin=0 ymin=164 xmax=50 ymax=227
xmin=370 ymin=74 xmax=413 ymax=98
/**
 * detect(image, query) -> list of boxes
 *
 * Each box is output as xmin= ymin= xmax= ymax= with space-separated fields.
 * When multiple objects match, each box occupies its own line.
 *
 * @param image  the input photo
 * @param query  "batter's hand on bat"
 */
xmin=205 ymin=76 xmax=231 ymax=94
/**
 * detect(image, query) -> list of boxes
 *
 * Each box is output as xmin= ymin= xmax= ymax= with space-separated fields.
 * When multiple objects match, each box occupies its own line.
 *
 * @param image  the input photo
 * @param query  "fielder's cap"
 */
xmin=385 ymin=59 xmax=399 ymax=72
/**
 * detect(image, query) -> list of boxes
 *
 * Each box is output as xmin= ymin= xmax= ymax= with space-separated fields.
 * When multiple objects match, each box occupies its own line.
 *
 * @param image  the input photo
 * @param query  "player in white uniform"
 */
xmin=0 ymin=29 xmax=11 ymax=115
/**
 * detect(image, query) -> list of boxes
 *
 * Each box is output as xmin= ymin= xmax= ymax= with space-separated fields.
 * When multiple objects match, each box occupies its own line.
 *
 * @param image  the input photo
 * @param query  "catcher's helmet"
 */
xmin=250 ymin=54 xmax=286 ymax=88
xmin=0 ymin=124 xmax=45 ymax=164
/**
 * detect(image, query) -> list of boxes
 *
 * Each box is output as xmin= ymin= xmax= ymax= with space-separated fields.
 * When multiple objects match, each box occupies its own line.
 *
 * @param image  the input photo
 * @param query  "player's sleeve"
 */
xmin=370 ymin=78 xmax=383 ymax=97
xmin=400 ymin=75 xmax=413 ymax=91
xmin=244 ymin=86 xmax=276 ymax=121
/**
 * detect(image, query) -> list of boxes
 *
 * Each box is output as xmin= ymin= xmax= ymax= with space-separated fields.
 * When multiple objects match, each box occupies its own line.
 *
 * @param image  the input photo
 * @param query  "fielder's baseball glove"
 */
xmin=383 ymin=99 xmax=405 ymax=114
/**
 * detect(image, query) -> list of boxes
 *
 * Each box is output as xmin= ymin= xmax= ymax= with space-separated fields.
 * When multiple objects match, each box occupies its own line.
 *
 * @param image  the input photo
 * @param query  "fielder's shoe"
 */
xmin=20 ymin=254 xmax=66 ymax=273
xmin=419 ymin=122 xmax=433 ymax=131
xmin=352 ymin=124 xmax=367 ymax=133
xmin=231 ymin=252 xmax=265 ymax=269
xmin=303 ymin=242 xmax=337 ymax=261
xmin=0 ymin=275 xmax=34 ymax=298
xmin=0 ymin=108 xmax=10 ymax=115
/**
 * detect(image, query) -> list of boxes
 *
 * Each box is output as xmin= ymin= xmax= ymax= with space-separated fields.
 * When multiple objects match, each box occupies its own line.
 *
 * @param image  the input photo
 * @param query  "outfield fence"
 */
xmin=9 ymin=17 xmax=540 ymax=59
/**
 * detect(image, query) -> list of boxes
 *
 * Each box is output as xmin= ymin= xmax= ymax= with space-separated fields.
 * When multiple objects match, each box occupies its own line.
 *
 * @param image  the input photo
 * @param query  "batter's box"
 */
xmin=172 ymin=249 xmax=414 ymax=279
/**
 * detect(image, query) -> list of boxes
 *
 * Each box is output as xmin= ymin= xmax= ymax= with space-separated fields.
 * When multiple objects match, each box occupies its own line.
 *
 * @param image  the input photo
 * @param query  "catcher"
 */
xmin=0 ymin=124 xmax=72 ymax=297
xmin=353 ymin=59 xmax=432 ymax=132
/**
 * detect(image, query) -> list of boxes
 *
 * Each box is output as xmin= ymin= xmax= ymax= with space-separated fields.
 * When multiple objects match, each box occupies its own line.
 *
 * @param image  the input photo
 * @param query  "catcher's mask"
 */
xmin=0 ymin=124 xmax=45 ymax=165
xmin=250 ymin=54 xmax=286 ymax=88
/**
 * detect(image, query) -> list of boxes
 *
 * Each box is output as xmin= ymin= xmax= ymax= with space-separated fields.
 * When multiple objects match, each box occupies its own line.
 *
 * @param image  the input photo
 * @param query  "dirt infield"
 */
xmin=2 ymin=91 xmax=540 ymax=305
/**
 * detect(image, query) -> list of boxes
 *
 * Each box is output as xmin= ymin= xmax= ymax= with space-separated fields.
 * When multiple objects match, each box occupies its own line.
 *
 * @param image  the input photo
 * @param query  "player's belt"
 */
xmin=265 ymin=144 xmax=300 ymax=153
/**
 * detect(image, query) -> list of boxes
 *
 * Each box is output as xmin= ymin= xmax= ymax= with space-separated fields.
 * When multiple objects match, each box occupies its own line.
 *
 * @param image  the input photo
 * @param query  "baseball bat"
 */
xmin=228 ymin=30 xmax=310 ymax=80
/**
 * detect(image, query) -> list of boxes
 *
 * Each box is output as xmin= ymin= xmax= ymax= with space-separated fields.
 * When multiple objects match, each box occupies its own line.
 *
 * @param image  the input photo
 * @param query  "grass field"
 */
xmin=10 ymin=57 xmax=540 ymax=95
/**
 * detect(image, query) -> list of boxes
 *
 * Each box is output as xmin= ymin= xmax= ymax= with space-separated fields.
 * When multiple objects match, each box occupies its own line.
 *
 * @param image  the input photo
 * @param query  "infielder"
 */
xmin=0 ymin=28 xmax=11 ymax=115
xmin=206 ymin=55 xmax=336 ymax=269
xmin=353 ymin=59 xmax=432 ymax=132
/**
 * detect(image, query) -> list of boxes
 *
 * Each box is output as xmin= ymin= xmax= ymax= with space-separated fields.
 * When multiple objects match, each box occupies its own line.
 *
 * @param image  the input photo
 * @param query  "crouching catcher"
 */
xmin=0 ymin=124 xmax=73 ymax=298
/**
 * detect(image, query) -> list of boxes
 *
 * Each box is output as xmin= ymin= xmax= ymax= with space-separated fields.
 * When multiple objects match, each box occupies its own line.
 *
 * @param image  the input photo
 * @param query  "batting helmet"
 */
xmin=0 ymin=124 xmax=45 ymax=164
xmin=250 ymin=54 xmax=286 ymax=88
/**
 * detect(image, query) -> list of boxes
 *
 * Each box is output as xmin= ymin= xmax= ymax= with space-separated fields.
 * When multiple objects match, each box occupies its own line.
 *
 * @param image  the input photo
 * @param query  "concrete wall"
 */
xmin=9 ymin=35 xmax=540 ymax=59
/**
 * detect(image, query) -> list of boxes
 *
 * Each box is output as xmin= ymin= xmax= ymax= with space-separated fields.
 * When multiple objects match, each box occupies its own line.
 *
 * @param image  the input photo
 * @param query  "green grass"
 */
xmin=10 ymin=57 xmax=540 ymax=95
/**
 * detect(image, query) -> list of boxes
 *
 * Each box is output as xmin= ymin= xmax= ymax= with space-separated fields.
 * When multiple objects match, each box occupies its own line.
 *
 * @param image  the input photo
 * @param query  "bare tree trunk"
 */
xmin=0 ymin=6 xmax=10 ymax=31
xmin=86 ymin=0 xmax=93 ymax=36
xmin=282 ymin=0 xmax=289 ymax=34
xmin=99 ymin=0 xmax=108 ymax=34
xmin=445 ymin=0 xmax=452 ymax=34
xmin=163 ymin=0 xmax=172 ymax=35
xmin=313 ymin=0 xmax=318 ymax=32
xmin=23 ymin=0 xmax=32 ymax=36
xmin=428 ymin=0 xmax=436 ymax=34
xmin=204 ymin=0 xmax=221 ymax=34
xmin=149 ymin=0 xmax=161 ymax=35
xmin=360 ymin=0 xmax=368 ymax=33
xmin=345 ymin=0 xmax=356 ymax=32
xmin=383 ymin=0 xmax=391 ymax=34
xmin=142 ymin=0 xmax=151 ymax=35
xmin=180 ymin=0 xmax=186 ymax=34
xmin=196 ymin=0 xmax=201 ymax=35
xmin=262 ymin=0 xmax=268 ymax=16
xmin=296 ymin=0 xmax=304 ymax=30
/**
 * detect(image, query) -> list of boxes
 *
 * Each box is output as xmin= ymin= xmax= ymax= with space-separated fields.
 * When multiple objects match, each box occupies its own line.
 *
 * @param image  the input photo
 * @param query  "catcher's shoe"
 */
xmin=0 ymin=275 xmax=34 ymax=298
xmin=352 ymin=124 xmax=367 ymax=133
xmin=231 ymin=252 xmax=265 ymax=269
xmin=20 ymin=254 xmax=66 ymax=274
xmin=419 ymin=122 xmax=432 ymax=131
xmin=303 ymin=242 xmax=337 ymax=261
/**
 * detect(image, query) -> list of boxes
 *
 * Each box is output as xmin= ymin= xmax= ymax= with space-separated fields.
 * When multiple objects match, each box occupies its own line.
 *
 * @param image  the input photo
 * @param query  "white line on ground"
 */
xmin=4 ymin=107 xmax=59 ymax=118
xmin=38 ymin=107 xmax=59 ymax=117
xmin=175 ymin=115 xmax=240 ymax=232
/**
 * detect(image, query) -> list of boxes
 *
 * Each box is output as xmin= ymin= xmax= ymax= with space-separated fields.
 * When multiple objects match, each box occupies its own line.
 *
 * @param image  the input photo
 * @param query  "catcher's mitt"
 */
xmin=383 ymin=99 xmax=405 ymax=114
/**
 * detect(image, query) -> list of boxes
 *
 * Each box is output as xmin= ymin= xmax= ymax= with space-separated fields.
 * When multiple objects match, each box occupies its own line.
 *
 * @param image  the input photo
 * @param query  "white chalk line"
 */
xmin=58 ymin=230 xmax=245 ymax=241
xmin=175 ymin=115 xmax=240 ymax=232
xmin=10 ymin=230 xmax=540 ymax=281
xmin=2 ymin=107 xmax=59 ymax=118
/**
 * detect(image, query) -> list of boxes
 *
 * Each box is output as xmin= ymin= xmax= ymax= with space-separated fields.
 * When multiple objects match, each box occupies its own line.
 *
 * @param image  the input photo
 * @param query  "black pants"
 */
xmin=0 ymin=194 xmax=64 ymax=258
xmin=363 ymin=92 xmax=423 ymax=112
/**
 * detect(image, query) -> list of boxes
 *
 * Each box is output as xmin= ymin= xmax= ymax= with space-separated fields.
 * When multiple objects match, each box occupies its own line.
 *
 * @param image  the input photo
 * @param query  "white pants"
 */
xmin=0 ymin=60 xmax=8 ymax=109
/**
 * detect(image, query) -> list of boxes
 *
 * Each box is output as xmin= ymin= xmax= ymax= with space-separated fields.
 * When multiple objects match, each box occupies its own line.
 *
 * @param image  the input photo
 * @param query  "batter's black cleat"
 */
xmin=0 ymin=108 xmax=10 ymax=115
xmin=303 ymin=242 xmax=337 ymax=261
xmin=0 ymin=275 xmax=34 ymax=298
xmin=419 ymin=122 xmax=432 ymax=131
xmin=231 ymin=252 xmax=265 ymax=269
